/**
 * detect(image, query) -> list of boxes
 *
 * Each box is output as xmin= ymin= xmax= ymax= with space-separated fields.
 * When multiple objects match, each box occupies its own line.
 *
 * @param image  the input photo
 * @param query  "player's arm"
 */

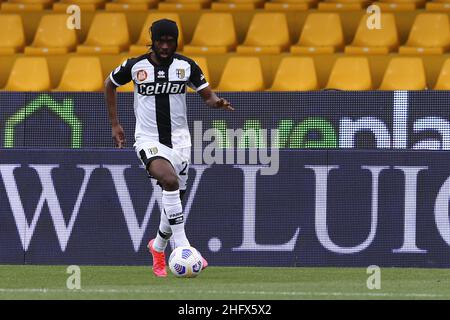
xmin=188 ymin=59 xmax=233 ymax=111
xmin=198 ymin=86 xmax=234 ymax=111
xmin=104 ymin=77 xmax=126 ymax=148
xmin=104 ymin=59 xmax=133 ymax=148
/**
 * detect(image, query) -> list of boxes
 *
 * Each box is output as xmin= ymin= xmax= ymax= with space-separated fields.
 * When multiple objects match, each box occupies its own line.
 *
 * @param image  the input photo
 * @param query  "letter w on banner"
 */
xmin=0 ymin=164 xmax=98 ymax=252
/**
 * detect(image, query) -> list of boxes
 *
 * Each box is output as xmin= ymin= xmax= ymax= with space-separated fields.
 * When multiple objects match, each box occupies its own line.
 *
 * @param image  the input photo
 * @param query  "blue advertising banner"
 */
xmin=0 ymin=91 xmax=449 ymax=150
xmin=1 ymin=149 xmax=450 ymax=267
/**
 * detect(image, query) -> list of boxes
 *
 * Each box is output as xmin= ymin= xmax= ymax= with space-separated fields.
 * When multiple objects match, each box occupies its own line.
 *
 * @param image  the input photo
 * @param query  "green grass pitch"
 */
xmin=1 ymin=265 xmax=450 ymax=300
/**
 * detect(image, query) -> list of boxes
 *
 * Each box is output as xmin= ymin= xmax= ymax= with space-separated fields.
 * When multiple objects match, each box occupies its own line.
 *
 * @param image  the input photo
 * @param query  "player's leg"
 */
xmin=148 ymin=158 xmax=190 ymax=248
xmin=151 ymin=165 xmax=187 ymax=261
xmin=151 ymin=211 xmax=172 ymax=252
xmin=174 ymin=149 xmax=208 ymax=270
xmin=144 ymin=159 xmax=182 ymax=277
xmin=152 ymin=180 xmax=185 ymax=253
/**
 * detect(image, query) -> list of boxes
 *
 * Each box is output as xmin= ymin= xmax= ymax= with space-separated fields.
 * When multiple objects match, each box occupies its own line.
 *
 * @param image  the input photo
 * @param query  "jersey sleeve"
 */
xmin=187 ymin=60 xmax=209 ymax=92
xmin=109 ymin=59 xmax=133 ymax=87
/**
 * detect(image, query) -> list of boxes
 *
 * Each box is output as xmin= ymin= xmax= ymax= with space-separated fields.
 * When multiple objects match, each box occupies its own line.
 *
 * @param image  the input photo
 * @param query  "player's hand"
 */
xmin=112 ymin=124 xmax=126 ymax=148
xmin=215 ymin=98 xmax=234 ymax=111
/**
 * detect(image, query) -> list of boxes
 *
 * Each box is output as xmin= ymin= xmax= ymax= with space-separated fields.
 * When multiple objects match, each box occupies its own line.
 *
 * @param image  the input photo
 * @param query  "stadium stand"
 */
xmin=291 ymin=13 xmax=344 ymax=54
xmin=183 ymin=13 xmax=237 ymax=54
xmin=0 ymin=14 xmax=25 ymax=54
xmin=54 ymin=56 xmax=104 ymax=91
xmin=24 ymin=14 xmax=78 ymax=55
xmin=4 ymin=57 xmax=51 ymax=91
xmin=379 ymin=57 xmax=427 ymax=90
xmin=318 ymin=0 xmax=369 ymax=11
xmin=216 ymin=57 xmax=264 ymax=91
xmin=264 ymin=0 xmax=317 ymax=11
xmin=236 ymin=12 xmax=290 ymax=54
xmin=434 ymin=58 xmax=450 ymax=90
xmin=159 ymin=0 xmax=211 ymax=11
xmin=77 ymin=12 xmax=130 ymax=54
xmin=269 ymin=57 xmax=318 ymax=91
xmin=1 ymin=3 xmax=449 ymax=91
xmin=1 ymin=0 xmax=54 ymax=11
xmin=373 ymin=0 xmax=426 ymax=11
xmin=345 ymin=13 xmax=399 ymax=54
xmin=211 ymin=0 xmax=265 ymax=10
xmin=105 ymin=0 xmax=159 ymax=11
xmin=326 ymin=57 xmax=373 ymax=90
xmin=426 ymin=0 xmax=450 ymax=11
xmin=399 ymin=13 xmax=450 ymax=54
xmin=53 ymin=0 xmax=107 ymax=12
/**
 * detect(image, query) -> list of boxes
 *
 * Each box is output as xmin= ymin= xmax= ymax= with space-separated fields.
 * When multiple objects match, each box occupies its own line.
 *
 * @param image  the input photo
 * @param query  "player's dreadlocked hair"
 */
xmin=149 ymin=19 xmax=179 ymax=52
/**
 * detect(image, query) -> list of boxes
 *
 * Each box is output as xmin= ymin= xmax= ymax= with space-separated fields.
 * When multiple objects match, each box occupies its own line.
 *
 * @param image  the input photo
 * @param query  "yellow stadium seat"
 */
xmin=7 ymin=0 xmax=53 ymax=3
xmin=291 ymin=13 xmax=344 ymax=54
xmin=129 ymin=13 xmax=183 ymax=56
xmin=318 ymin=0 xmax=368 ymax=11
xmin=105 ymin=0 xmax=159 ymax=11
xmin=379 ymin=58 xmax=426 ymax=90
xmin=434 ymin=58 xmax=450 ymax=90
xmin=77 ymin=13 xmax=130 ymax=54
xmin=24 ymin=14 xmax=77 ymax=55
xmin=186 ymin=56 xmax=210 ymax=92
xmin=264 ymin=0 xmax=316 ymax=11
xmin=269 ymin=57 xmax=318 ymax=91
xmin=158 ymin=4 xmax=202 ymax=11
xmin=426 ymin=0 xmax=450 ymax=11
xmin=158 ymin=0 xmax=210 ymax=10
xmin=55 ymin=57 xmax=103 ymax=92
xmin=216 ymin=57 xmax=264 ymax=91
xmin=0 ymin=15 xmax=25 ymax=55
xmin=165 ymin=0 xmax=210 ymax=3
xmin=4 ymin=57 xmax=51 ymax=91
xmin=345 ymin=13 xmax=399 ymax=55
xmin=183 ymin=13 xmax=237 ymax=54
xmin=212 ymin=0 xmax=264 ymax=10
xmin=1 ymin=0 xmax=53 ymax=11
xmin=53 ymin=0 xmax=106 ymax=12
xmin=399 ymin=14 xmax=450 ymax=54
xmin=326 ymin=57 xmax=373 ymax=90
xmin=236 ymin=13 xmax=290 ymax=54
xmin=217 ymin=0 xmax=263 ymax=2
xmin=373 ymin=0 xmax=425 ymax=11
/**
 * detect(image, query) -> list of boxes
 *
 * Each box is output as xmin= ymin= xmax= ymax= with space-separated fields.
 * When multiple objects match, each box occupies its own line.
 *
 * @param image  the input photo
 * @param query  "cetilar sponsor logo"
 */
xmin=137 ymin=81 xmax=186 ymax=96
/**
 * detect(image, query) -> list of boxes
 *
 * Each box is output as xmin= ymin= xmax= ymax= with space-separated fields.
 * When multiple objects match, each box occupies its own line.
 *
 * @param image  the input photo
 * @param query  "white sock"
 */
xmin=152 ymin=210 xmax=172 ymax=252
xmin=162 ymin=189 xmax=190 ymax=247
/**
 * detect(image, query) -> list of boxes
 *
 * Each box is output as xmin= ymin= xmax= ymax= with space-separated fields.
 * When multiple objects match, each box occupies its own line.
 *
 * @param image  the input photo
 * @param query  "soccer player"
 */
xmin=104 ymin=19 xmax=233 ymax=277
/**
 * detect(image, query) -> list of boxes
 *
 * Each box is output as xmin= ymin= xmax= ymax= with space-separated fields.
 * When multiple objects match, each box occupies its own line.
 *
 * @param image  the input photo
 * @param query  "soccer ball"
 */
xmin=168 ymin=246 xmax=203 ymax=278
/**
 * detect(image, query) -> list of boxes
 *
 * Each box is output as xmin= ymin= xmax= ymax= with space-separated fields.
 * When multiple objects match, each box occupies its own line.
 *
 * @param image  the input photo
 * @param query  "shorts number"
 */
xmin=179 ymin=162 xmax=188 ymax=176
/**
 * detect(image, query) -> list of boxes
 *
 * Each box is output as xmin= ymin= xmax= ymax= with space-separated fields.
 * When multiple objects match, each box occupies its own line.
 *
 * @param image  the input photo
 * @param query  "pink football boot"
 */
xmin=147 ymin=239 xmax=167 ymax=277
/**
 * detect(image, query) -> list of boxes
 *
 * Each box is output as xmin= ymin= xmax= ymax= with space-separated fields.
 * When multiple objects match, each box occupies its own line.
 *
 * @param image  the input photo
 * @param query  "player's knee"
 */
xmin=160 ymin=175 xmax=179 ymax=191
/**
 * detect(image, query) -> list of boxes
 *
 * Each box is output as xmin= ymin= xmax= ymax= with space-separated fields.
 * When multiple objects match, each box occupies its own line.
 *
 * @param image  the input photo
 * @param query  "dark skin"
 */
xmin=104 ymin=35 xmax=233 ymax=191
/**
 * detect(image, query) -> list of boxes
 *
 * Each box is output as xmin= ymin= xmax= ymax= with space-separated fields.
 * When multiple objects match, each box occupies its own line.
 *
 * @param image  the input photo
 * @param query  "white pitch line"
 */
xmin=0 ymin=288 xmax=445 ymax=298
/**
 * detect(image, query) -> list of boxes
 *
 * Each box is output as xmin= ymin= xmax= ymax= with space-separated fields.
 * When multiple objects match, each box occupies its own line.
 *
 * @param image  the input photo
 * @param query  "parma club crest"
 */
xmin=176 ymin=69 xmax=185 ymax=79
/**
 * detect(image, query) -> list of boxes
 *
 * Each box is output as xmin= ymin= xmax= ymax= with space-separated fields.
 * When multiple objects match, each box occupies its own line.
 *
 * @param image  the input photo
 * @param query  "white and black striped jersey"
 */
xmin=109 ymin=53 xmax=209 ymax=149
